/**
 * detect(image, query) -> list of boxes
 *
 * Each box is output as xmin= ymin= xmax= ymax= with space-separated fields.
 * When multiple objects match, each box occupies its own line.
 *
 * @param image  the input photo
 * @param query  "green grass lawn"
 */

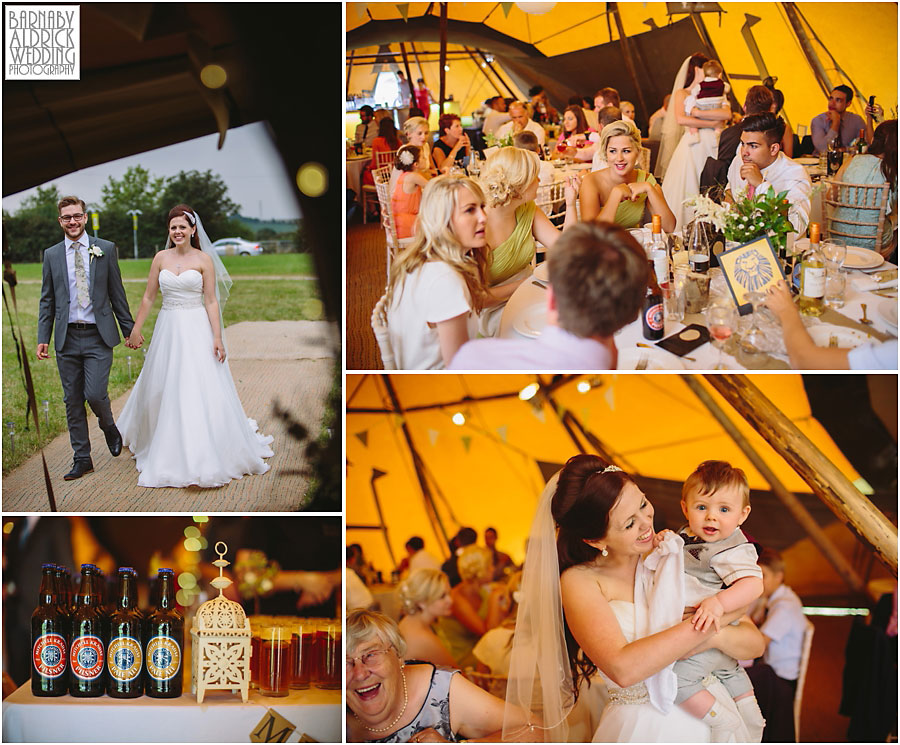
xmin=2 ymin=254 xmax=321 ymax=474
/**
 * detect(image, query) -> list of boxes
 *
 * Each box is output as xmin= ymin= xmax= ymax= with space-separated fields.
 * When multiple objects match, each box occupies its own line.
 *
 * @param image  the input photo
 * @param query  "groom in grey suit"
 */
xmin=37 ymin=196 xmax=136 ymax=480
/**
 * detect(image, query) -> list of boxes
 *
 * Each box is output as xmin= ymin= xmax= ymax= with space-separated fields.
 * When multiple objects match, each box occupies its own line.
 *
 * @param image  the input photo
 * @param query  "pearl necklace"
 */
xmin=355 ymin=667 xmax=408 ymax=733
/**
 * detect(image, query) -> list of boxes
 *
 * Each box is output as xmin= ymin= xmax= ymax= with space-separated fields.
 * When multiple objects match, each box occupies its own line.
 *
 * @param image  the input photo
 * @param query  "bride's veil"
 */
xmin=654 ymin=55 xmax=693 ymax=180
xmin=502 ymin=471 xmax=575 ymax=742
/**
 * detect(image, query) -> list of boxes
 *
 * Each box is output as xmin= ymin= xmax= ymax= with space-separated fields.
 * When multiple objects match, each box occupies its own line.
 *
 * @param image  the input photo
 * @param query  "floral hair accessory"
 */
xmin=184 ymin=211 xmax=197 ymax=225
xmin=600 ymin=464 xmax=623 ymax=474
xmin=399 ymin=149 xmax=416 ymax=166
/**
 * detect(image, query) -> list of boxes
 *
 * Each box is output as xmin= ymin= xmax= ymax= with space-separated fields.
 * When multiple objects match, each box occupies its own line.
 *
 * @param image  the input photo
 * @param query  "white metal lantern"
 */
xmin=191 ymin=541 xmax=251 ymax=703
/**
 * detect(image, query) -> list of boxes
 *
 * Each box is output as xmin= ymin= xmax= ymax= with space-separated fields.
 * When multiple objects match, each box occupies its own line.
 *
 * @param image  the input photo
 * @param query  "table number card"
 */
xmin=718 ymin=235 xmax=786 ymax=315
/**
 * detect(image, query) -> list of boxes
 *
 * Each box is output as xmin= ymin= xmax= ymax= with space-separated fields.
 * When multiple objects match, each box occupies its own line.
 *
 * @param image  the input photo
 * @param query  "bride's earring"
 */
xmin=600 ymin=547 xmax=609 ymax=557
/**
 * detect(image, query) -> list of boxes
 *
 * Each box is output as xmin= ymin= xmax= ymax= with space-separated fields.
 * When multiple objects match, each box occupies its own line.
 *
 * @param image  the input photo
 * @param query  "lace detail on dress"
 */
xmin=162 ymin=296 xmax=204 ymax=310
xmin=606 ymin=681 xmax=651 ymax=705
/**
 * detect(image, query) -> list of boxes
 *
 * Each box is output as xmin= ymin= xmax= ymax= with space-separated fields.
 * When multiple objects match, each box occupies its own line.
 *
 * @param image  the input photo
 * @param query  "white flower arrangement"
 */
xmin=682 ymin=194 xmax=729 ymax=232
xmin=88 ymin=244 xmax=103 ymax=259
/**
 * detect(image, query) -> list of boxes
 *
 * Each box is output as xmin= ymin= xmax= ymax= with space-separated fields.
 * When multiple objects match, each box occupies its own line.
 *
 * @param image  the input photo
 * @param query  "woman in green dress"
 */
xmin=580 ymin=119 xmax=676 ymax=233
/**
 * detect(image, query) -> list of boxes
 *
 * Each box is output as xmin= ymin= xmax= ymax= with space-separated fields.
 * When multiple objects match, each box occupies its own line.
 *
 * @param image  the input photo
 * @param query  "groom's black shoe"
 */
xmin=103 ymin=425 xmax=123 ymax=457
xmin=64 ymin=458 xmax=94 ymax=480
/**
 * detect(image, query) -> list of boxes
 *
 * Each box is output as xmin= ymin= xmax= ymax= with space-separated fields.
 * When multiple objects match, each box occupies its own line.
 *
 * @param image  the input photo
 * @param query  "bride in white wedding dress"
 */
xmin=503 ymin=455 xmax=764 ymax=742
xmin=118 ymin=204 xmax=273 ymax=488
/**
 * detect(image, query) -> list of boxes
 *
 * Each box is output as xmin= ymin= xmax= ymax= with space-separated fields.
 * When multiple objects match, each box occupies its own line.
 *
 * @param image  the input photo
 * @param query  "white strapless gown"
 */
xmin=661 ymin=127 xmax=720 ymax=232
xmin=591 ymin=601 xmax=747 ymax=742
xmin=118 ymin=269 xmax=274 ymax=488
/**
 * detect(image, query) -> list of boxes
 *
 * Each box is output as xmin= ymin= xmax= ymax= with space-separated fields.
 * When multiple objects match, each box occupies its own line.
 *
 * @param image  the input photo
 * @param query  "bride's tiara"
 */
xmin=184 ymin=211 xmax=197 ymax=225
xmin=599 ymin=464 xmax=623 ymax=474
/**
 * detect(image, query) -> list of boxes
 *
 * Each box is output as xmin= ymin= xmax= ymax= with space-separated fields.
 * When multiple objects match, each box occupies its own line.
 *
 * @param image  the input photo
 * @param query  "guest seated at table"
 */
xmin=355 ymin=105 xmax=377 ymax=148
xmin=390 ymin=146 xmax=429 ymax=240
xmin=620 ymin=100 xmax=640 ymax=133
xmin=571 ymin=94 xmax=600 ymax=131
xmin=432 ymin=113 xmax=470 ymax=173
xmin=555 ymin=105 xmax=597 ymax=162
xmin=397 ymin=536 xmax=443 ymax=575
xmin=726 ymin=113 xmax=812 ymax=234
xmin=484 ymin=527 xmax=514 ymax=581
xmin=402 ymin=116 xmax=437 ymax=178
xmin=482 ymin=95 xmax=511 ymax=137
xmin=496 ymin=100 xmax=546 ymax=146
xmin=437 ymin=546 xmax=510 ymax=669
xmin=363 ymin=117 xmax=401 ymax=186
xmin=831 ymin=119 xmax=897 ymax=258
xmin=764 ymin=280 xmax=898 ymax=369
xmin=479 ymin=147 xmax=578 ymax=332
xmin=450 ymin=222 xmax=649 ymax=370
xmin=581 ymin=120 xmax=676 ymax=231
xmin=594 ymin=86 xmax=620 ymax=113
xmin=529 ymin=85 xmax=558 ymax=124
xmin=384 ymin=175 xmax=491 ymax=369
xmin=398 ymin=569 xmax=457 ymax=667
xmin=590 ymin=106 xmax=624 ymax=171
xmin=746 ymin=548 xmax=808 ymax=743
xmin=811 ymin=85 xmax=866 ymax=154
xmin=513 ymin=131 xmax=555 ymax=185
xmin=473 ymin=570 xmax=522 ymax=676
xmin=346 ymin=609 xmax=532 ymax=743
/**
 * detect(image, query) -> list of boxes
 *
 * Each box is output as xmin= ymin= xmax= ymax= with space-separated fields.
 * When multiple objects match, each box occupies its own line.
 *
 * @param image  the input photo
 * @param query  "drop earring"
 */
xmin=601 ymin=547 xmax=609 ymax=557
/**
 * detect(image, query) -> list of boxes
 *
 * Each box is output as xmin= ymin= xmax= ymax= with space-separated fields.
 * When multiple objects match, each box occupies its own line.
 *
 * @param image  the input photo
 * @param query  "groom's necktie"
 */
xmin=72 ymin=243 xmax=90 ymax=308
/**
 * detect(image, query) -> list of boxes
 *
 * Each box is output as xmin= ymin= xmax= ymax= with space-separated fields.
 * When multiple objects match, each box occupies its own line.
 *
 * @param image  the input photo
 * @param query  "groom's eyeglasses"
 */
xmin=59 ymin=213 xmax=85 ymax=223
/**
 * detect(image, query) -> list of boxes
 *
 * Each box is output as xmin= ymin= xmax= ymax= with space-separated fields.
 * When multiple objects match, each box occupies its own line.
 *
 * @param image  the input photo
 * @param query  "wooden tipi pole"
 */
xmin=683 ymin=376 xmax=869 ymax=595
xmin=706 ymin=375 xmax=898 ymax=575
xmin=438 ymin=2 xmax=448 ymax=113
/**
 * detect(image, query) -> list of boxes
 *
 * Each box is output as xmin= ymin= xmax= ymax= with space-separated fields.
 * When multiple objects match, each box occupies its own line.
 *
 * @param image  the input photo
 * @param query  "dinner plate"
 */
xmin=533 ymin=262 xmax=549 ymax=282
xmin=512 ymin=303 xmax=547 ymax=339
xmin=807 ymin=325 xmax=871 ymax=349
xmin=616 ymin=347 xmax=685 ymax=370
xmin=843 ymin=245 xmax=885 ymax=270
xmin=878 ymin=299 xmax=898 ymax=331
xmin=795 ymin=156 xmax=820 ymax=165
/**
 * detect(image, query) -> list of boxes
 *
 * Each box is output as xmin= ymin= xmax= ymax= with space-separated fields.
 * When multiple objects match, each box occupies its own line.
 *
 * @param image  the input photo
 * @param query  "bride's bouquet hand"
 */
xmin=213 ymin=339 xmax=226 ymax=363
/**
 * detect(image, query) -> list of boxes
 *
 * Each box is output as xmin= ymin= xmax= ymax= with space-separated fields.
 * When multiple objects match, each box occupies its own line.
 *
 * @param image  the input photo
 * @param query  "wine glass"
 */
xmin=737 ymin=291 xmax=769 ymax=365
xmin=822 ymin=238 xmax=848 ymax=308
xmin=705 ymin=300 xmax=736 ymax=370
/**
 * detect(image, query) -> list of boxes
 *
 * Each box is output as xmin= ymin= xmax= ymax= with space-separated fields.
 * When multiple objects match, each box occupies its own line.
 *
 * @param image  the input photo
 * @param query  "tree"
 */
xmin=158 ymin=170 xmax=242 ymax=242
xmin=2 ymin=185 xmax=64 ymax=262
xmin=99 ymin=166 xmax=165 ymax=258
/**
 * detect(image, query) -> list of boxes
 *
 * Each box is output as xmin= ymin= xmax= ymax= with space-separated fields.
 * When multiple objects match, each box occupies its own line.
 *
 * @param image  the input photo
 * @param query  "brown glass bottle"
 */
xmin=31 ymin=564 xmax=69 ymax=696
xmin=70 ymin=565 xmax=106 ymax=697
xmin=107 ymin=568 xmax=143 ymax=698
xmin=144 ymin=569 xmax=184 ymax=698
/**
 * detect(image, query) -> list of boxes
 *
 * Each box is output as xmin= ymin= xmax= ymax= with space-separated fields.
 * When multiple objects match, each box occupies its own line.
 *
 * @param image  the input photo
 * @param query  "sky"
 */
xmin=1 ymin=122 xmax=301 ymax=220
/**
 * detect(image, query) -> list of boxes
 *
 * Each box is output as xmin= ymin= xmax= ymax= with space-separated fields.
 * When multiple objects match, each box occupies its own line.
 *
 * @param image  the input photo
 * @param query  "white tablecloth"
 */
xmin=499 ymin=263 xmax=897 ymax=370
xmin=346 ymin=152 xmax=370 ymax=204
xmin=2 ymin=683 xmax=341 ymax=742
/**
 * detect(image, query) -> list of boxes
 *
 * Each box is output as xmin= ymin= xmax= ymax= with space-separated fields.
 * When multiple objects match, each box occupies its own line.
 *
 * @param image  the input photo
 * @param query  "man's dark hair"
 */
xmin=485 ymin=527 xmax=497 ymax=536
xmin=743 ymin=85 xmax=775 ymax=116
xmin=832 ymin=84 xmax=853 ymax=104
xmin=58 ymin=195 xmax=87 ymax=215
xmin=548 ymin=222 xmax=649 ymax=338
xmin=740 ymin=112 xmax=786 ymax=147
xmin=529 ymin=85 xmax=544 ymax=97
xmin=360 ymin=105 xmax=374 ymax=116
xmin=456 ymin=527 xmax=478 ymax=547
xmin=567 ymin=95 xmax=583 ymax=107
xmin=406 ymin=536 xmax=424 ymax=551
xmin=597 ymin=87 xmax=620 ymax=108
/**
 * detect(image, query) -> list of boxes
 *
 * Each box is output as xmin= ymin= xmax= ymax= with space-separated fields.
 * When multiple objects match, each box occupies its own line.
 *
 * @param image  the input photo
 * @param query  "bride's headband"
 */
xmin=599 ymin=464 xmax=623 ymax=474
xmin=184 ymin=211 xmax=196 ymax=226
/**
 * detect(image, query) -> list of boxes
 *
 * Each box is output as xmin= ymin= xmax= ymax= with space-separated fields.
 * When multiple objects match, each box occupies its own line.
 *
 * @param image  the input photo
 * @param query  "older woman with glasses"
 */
xmin=346 ymin=609 xmax=535 ymax=743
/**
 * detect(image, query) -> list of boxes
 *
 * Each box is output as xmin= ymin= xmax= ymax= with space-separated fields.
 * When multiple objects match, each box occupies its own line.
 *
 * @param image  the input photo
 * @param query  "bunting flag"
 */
xmin=355 ymin=430 xmax=369 ymax=447
xmin=604 ymin=385 xmax=616 ymax=411
xmin=496 ymin=425 xmax=508 ymax=443
xmin=396 ymin=3 xmax=409 ymax=20
xmin=372 ymin=468 xmax=388 ymax=481
xmin=531 ymin=406 xmax=546 ymax=423
xmin=392 ymin=413 xmax=405 ymax=429
xmin=428 ymin=429 xmax=440 ymax=446
xmin=501 ymin=2 xmax=514 ymax=17
xmin=461 ymin=435 xmax=472 ymax=453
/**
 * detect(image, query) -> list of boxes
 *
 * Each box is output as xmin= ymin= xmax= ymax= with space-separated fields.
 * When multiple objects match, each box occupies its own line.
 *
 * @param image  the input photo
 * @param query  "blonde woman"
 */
xmin=403 ymin=116 xmax=436 ymax=177
xmin=385 ymin=174 xmax=491 ymax=369
xmin=397 ymin=569 xmax=456 ymax=667
xmin=437 ymin=545 xmax=510 ymax=668
xmin=480 ymin=146 xmax=578 ymax=306
xmin=580 ymin=119 xmax=676 ymax=232
xmin=472 ymin=570 xmax=522 ymax=676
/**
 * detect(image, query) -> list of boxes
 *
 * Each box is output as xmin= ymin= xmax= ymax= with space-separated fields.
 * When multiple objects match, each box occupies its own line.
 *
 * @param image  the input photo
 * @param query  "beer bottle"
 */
xmin=32 ymin=564 xmax=69 ymax=696
xmin=107 ymin=568 xmax=143 ymax=698
xmin=145 ymin=569 xmax=184 ymax=698
xmin=641 ymin=260 xmax=665 ymax=341
xmin=70 ymin=564 xmax=106 ymax=697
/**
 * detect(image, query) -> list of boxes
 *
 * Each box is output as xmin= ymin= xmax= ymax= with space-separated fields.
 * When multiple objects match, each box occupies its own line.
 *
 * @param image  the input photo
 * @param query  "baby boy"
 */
xmin=685 ymin=59 xmax=731 ymax=142
xmin=675 ymin=460 xmax=766 ymax=742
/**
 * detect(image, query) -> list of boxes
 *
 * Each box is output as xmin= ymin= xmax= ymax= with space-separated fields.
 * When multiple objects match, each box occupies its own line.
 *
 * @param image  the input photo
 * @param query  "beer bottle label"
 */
xmin=33 ymin=633 xmax=67 ymax=678
xmin=644 ymin=302 xmax=664 ymax=331
xmin=146 ymin=636 xmax=181 ymax=681
xmin=108 ymin=636 xmax=143 ymax=682
xmin=71 ymin=635 xmax=105 ymax=680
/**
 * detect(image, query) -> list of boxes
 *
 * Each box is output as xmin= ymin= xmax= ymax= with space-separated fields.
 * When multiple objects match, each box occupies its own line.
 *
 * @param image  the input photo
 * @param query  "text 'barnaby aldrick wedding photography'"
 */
xmin=4 ymin=5 xmax=79 ymax=80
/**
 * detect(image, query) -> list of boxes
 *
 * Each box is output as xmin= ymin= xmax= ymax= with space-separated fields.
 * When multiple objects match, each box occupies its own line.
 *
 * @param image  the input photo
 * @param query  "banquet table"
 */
xmin=346 ymin=149 xmax=371 ymax=205
xmin=499 ymin=260 xmax=898 ymax=370
xmin=2 ymin=683 xmax=341 ymax=743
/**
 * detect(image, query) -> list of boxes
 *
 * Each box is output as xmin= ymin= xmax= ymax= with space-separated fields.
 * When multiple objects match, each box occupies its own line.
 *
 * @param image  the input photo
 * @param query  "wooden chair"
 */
xmin=823 ymin=179 xmax=892 ymax=256
xmin=463 ymin=667 xmax=508 ymax=699
xmin=793 ymin=618 xmax=815 ymax=742
xmin=361 ymin=149 xmax=398 ymax=224
xmin=370 ymin=293 xmax=396 ymax=370
xmin=372 ymin=165 xmax=413 ymax=284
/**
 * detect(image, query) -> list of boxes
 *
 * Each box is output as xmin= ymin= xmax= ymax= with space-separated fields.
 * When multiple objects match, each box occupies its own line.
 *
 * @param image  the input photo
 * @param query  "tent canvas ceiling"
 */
xmin=346 ymin=374 xmax=893 ymax=587
xmin=346 ymin=2 xmax=896 ymax=132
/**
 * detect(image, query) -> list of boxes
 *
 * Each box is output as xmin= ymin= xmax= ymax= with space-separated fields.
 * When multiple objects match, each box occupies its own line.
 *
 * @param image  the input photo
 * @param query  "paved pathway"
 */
xmin=1 ymin=321 xmax=337 ymax=512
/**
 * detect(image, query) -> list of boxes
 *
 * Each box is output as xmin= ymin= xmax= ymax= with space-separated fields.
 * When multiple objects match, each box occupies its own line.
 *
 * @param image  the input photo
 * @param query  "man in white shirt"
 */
xmin=496 ymin=101 xmax=545 ymax=146
xmin=482 ymin=96 xmax=511 ymax=137
xmin=450 ymin=222 xmax=648 ymax=370
xmin=726 ymin=112 xmax=812 ymax=234
xmin=747 ymin=548 xmax=808 ymax=742
xmin=406 ymin=536 xmax=442 ymax=573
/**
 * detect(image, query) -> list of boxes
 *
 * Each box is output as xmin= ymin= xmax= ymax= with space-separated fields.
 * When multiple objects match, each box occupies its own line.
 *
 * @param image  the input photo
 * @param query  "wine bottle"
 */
xmin=799 ymin=223 xmax=825 ymax=317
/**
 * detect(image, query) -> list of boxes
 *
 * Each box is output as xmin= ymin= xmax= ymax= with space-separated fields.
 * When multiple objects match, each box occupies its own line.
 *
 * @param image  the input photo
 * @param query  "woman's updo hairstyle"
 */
xmin=395 ymin=144 xmax=422 ymax=172
xmin=167 ymin=204 xmax=200 ymax=249
xmin=552 ymin=454 xmax=636 ymax=572
xmin=480 ymin=146 xmax=540 ymax=208
xmin=457 ymin=545 xmax=493 ymax=583
xmin=397 ymin=568 xmax=449 ymax=615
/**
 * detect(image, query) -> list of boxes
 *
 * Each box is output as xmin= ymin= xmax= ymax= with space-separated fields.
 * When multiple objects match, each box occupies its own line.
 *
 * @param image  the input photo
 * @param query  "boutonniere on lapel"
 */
xmin=88 ymin=244 xmax=104 ymax=262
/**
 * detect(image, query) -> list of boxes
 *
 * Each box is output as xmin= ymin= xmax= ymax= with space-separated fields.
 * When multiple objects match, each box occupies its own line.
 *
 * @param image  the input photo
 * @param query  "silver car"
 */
xmin=211 ymin=237 xmax=263 ymax=256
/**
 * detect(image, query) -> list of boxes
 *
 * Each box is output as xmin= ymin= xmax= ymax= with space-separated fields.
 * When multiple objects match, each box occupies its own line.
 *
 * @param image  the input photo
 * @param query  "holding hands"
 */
xmin=125 ymin=330 xmax=144 ymax=349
